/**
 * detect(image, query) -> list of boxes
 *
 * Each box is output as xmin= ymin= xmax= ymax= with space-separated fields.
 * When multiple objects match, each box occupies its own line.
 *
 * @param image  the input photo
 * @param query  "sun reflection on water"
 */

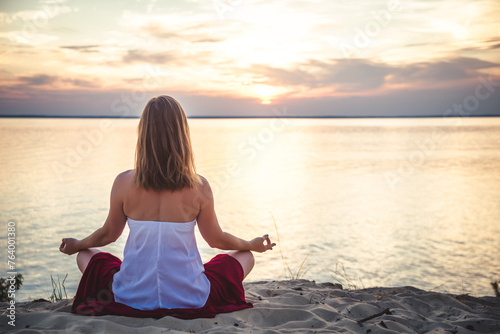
xmin=1 ymin=117 xmax=500 ymax=300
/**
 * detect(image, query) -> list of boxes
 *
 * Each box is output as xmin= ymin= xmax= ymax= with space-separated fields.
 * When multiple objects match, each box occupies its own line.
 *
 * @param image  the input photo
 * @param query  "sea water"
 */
xmin=1 ymin=117 xmax=499 ymax=300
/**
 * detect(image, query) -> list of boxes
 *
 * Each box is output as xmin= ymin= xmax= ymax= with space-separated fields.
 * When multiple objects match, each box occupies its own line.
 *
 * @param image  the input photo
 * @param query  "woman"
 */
xmin=59 ymin=95 xmax=275 ymax=318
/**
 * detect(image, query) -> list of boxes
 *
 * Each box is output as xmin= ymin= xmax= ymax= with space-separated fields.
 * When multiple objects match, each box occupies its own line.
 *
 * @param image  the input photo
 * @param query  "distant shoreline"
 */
xmin=1 ymin=114 xmax=500 ymax=119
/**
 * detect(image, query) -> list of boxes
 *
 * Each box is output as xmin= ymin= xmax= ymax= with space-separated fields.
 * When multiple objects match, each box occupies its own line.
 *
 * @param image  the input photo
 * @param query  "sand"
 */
xmin=2 ymin=279 xmax=500 ymax=333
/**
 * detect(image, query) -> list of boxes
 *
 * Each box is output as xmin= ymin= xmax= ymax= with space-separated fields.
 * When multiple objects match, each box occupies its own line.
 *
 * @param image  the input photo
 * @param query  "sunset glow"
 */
xmin=0 ymin=0 xmax=499 ymax=117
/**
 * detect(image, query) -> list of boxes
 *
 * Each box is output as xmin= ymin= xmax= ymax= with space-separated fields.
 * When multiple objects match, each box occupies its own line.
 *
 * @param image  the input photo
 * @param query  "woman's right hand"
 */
xmin=249 ymin=235 xmax=276 ymax=253
xmin=59 ymin=238 xmax=80 ymax=255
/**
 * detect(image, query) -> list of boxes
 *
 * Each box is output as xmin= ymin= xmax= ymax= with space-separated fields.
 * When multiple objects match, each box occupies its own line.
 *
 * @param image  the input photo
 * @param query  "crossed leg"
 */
xmin=76 ymin=248 xmax=102 ymax=273
xmin=227 ymin=250 xmax=255 ymax=279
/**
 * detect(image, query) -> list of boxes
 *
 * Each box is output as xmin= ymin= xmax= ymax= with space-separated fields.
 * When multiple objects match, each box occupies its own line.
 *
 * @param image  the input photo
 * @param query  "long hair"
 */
xmin=135 ymin=95 xmax=200 ymax=191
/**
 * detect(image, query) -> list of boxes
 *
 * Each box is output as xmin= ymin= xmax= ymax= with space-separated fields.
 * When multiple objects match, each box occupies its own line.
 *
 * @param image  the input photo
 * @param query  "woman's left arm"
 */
xmin=59 ymin=173 xmax=128 ymax=255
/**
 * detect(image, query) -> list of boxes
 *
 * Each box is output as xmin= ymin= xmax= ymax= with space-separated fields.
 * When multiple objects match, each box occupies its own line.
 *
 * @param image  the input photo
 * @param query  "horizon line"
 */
xmin=1 ymin=114 xmax=500 ymax=119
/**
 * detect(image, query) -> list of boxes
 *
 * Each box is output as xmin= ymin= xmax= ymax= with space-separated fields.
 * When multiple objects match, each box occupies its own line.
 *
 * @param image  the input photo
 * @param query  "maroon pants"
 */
xmin=72 ymin=252 xmax=252 ymax=319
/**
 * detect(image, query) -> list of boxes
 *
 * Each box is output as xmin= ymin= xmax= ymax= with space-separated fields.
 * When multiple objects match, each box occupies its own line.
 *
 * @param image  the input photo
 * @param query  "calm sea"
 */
xmin=1 ymin=117 xmax=499 ymax=300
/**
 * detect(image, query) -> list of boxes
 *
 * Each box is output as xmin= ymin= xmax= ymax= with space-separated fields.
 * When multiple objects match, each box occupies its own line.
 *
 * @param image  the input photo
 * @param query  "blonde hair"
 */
xmin=135 ymin=95 xmax=200 ymax=191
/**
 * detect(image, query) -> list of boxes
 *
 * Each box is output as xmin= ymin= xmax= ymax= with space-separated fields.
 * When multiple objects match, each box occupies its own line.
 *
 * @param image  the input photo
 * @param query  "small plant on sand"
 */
xmin=47 ymin=273 xmax=68 ymax=303
xmin=0 ymin=273 xmax=23 ymax=302
xmin=331 ymin=263 xmax=364 ymax=291
xmin=271 ymin=212 xmax=311 ymax=280
xmin=491 ymin=280 xmax=500 ymax=297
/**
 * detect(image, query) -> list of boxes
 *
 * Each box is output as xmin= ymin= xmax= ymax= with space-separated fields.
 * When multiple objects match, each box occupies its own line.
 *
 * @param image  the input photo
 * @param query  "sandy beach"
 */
xmin=2 ymin=279 xmax=499 ymax=333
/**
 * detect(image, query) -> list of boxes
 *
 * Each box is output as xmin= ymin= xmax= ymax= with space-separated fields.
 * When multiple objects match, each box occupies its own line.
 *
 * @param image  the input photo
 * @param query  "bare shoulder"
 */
xmin=196 ymin=174 xmax=212 ymax=192
xmin=114 ymin=170 xmax=135 ymax=188
xmin=195 ymin=174 xmax=214 ymax=203
xmin=197 ymin=174 xmax=209 ymax=187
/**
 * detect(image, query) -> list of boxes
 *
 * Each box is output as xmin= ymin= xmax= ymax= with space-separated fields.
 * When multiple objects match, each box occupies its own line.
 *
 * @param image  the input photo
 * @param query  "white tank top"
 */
xmin=112 ymin=218 xmax=211 ymax=310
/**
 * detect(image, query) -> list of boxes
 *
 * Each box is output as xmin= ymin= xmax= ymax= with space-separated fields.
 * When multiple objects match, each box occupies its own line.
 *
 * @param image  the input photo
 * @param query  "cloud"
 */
xmin=118 ymin=9 xmax=229 ymax=45
xmin=390 ymin=57 xmax=499 ymax=84
xmin=18 ymin=74 xmax=58 ymax=86
xmin=247 ymin=57 xmax=500 ymax=93
xmin=310 ymin=59 xmax=390 ymax=91
xmin=484 ymin=38 xmax=500 ymax=50
xmin=62 ymin=78 xmax=98 ymax=88
xmin=458 ymin=38 xmax=500 ymax=52
xmin=141 ymin=23 xmax=226 ymax=44
xmin=120 ymin=48 xmax=214 ymax=67
xmin=0 ymin=31 xmax=59 ymax=45
xmin=0 ymin=2 xmax=76 ymax=25
xmin=60 ymin=44 xmax=100 ymax=52
xmin=122 ymin=49 xmax=175 ymax=64
xmin=250 ymin=59 xmax=391 ymax=92
xmin=15 ymin=74 xmax=99 ymax=88
xmin=0 ymin=68 xmax=14 ymax=79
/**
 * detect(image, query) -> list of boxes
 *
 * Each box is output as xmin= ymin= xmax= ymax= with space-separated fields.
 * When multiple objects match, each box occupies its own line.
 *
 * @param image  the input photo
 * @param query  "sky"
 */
xmin=0 ymin=0 xmax=499 ymax=117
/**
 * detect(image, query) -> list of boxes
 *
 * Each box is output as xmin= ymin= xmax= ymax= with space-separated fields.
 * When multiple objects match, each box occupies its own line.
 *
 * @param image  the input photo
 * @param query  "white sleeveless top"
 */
xmin=112 ymin=218 xmax=211 ymax=310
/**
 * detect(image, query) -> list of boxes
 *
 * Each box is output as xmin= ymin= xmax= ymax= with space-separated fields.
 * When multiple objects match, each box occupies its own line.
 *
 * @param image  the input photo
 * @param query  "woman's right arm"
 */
xmin=196 ymin=177 xmax=275 ymax=253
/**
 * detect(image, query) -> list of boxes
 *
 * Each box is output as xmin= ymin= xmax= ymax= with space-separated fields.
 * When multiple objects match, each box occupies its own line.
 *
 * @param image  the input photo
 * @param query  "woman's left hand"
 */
xmin=59 ymin=238 xmax=80 ymax=255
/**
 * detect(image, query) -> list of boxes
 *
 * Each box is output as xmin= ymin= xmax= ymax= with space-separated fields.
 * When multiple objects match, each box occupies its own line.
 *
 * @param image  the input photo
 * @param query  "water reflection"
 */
xmin=1 ymin=117 xmax=499 ymax=300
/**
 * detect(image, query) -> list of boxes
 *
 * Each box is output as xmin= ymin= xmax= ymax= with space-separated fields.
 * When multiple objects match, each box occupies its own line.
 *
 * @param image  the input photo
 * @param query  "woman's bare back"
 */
xmin=120 ymin=170 xmax=203 ymax=223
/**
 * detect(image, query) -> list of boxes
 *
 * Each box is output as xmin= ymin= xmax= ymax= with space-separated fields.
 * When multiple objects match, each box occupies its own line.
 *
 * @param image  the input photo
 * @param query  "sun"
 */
xmin=252 ymin=85 xmax=279 ymax=104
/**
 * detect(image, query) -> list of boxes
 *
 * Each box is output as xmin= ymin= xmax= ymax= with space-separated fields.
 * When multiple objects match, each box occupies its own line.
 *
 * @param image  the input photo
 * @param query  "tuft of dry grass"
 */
xmin=270 ymin=212 xmax=311 ymax=280
xmin=47 ymin=273 xmax=68 ymax=303
xmin=331 ymin=263 xmax=364 ymax=291
xmin=491 ymin=280 xmax=500 ymax=297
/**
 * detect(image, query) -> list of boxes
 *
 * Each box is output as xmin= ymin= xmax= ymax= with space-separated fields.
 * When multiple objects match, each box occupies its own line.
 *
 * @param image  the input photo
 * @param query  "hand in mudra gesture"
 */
xmin=59 ymin=238 xmax=80 ymax=255
xmin=250 ymin=234 xmax=276 ymax=253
